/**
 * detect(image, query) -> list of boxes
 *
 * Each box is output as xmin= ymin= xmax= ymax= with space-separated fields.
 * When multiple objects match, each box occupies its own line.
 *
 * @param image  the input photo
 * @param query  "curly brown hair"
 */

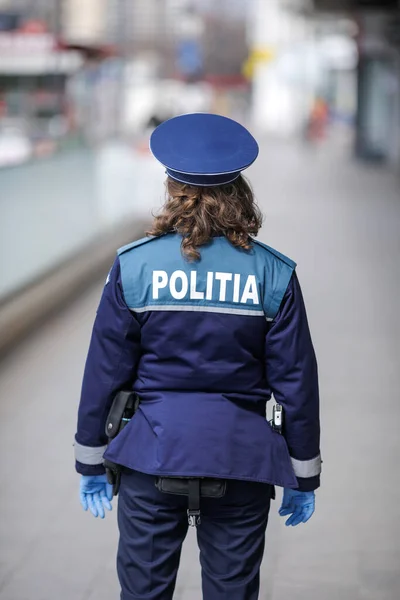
xmin=148 ymin=175 xmax=263 ymax=261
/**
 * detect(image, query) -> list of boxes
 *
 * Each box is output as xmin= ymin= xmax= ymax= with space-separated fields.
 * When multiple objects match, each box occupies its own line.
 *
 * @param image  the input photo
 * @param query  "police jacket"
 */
xmin=75 ymin=233 xmax=321 ymax=491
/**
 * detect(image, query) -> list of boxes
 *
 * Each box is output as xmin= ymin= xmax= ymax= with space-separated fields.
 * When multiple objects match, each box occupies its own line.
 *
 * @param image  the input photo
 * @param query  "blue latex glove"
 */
xmin=279 ymin=488 xmax=315 ymax=526
xmin=79 ymin=475 xmax=113 ymax=519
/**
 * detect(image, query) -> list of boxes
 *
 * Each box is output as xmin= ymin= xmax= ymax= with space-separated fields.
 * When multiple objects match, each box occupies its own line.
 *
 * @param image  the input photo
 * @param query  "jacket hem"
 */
xmin=109 ymin=460 xmax=298 ymax=489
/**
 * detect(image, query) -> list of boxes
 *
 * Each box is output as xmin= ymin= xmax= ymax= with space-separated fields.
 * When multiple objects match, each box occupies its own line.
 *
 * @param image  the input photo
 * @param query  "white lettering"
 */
xmin=233 ymin=273 xmax=241 ymax=303
xmin=206 ymin=272 xmax=214 ymax=300
xmin=169 ymin=270 xmax=188 ymax=300
xmin=152 ymin=270 xmax=168 ymax=299
xmin=215 ymin=272 xmax=233 ymax=302
xmin=240 ymin=275 xmax=259 ymax=305
xmin=190 ymin=271 xmax=204 ymax=300
xmin=152 ymin=270 xmax=259 ymax=305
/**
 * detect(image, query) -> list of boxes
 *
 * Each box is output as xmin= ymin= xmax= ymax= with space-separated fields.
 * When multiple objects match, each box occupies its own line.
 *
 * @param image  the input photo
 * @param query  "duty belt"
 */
xmin=155 ymin=476 xmax=227 ymax=527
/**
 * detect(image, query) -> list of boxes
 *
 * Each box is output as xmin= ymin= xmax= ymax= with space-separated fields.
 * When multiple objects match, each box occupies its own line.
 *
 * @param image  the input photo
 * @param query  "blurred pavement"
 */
xmin=0 ymin=140 xmax=399 ymax=600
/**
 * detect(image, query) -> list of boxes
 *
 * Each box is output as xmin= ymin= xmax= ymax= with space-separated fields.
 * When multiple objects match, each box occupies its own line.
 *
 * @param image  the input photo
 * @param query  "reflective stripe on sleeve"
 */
xmin=291 ymin=454 xmax=322 ymax=478
xmin=74 ymin=441 xmax=107 ymax=465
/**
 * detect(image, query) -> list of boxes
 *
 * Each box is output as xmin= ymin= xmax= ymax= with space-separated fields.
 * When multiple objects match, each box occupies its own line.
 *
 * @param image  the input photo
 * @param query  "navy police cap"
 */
xmin=150 ymin=113 xmax=259 ymax=187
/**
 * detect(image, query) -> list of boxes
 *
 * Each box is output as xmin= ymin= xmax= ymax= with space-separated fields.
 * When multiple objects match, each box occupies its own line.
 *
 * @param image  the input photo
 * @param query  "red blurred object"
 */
xmin=19 ymin=20 xmax=47 ymax=34
xmin=306 ymin=98 xmax=329 ymax=142
xmin=0 ymin=97 xmax=6 ymax=118
xmin=173 ymin=73 xmax=249 ymax=90
xmin=203 ymin=74 xmax=250 ymax=89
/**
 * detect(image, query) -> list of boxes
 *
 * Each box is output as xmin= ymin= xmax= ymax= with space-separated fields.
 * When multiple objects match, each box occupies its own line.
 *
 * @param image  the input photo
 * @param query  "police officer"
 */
xmin=75 ymin=113 xmax=321 ymax=600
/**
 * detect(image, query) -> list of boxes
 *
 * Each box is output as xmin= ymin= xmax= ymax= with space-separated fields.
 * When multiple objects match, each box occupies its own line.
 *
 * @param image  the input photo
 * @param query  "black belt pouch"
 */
xmin=155 ymin=477 xmax=226 ymax=498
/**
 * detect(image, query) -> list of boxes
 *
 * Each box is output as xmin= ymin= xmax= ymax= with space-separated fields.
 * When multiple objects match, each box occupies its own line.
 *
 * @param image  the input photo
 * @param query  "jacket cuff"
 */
xmin=290 ymin=453 xmax=321 ymax=491
xmin=75 ymin=460 xmax=106 ymax=476
xmin=296 ymin=475 xmax=320 ymax=492
xmin=290 ymin=453 xmax=321 ymax=477
xmin=74 ymin=439 xmax=107 ymax=463
xmin=74 ymin=438 xmax=107 ymax=475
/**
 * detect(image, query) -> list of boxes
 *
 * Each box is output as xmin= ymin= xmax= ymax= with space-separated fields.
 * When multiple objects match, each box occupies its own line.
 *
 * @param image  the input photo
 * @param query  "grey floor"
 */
xmin=0 ymin=140 xmax=399 ymax=599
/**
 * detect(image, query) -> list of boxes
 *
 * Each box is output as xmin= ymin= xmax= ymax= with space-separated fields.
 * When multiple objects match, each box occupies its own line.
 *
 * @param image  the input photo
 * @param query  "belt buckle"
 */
xmin=187 ymin=509 xmax=201 ymax=527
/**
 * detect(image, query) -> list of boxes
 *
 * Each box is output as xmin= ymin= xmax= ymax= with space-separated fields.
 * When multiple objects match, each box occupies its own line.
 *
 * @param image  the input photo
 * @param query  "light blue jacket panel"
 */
xmin=118 ymin=234 xmax=296 ymax=321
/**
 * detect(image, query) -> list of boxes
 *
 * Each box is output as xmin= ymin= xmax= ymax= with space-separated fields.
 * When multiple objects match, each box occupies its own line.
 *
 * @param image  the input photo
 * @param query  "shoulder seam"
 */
xmin=118 ymin=235 xmax=158 ymax=256
xmin=252 ymin=238 xmax=297 ymax=269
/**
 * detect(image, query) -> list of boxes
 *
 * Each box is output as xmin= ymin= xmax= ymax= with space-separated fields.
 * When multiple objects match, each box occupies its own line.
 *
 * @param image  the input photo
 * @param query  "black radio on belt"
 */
xmin=105 ymin=391 xmax=138 ymax=440
xmin=104 ymin=391 xmax=139 ymax=496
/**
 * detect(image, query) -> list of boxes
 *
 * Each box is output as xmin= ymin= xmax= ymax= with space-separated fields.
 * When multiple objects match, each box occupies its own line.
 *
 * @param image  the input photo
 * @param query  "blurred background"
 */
xmin=0 ymin=1 xmax=399 ymax=599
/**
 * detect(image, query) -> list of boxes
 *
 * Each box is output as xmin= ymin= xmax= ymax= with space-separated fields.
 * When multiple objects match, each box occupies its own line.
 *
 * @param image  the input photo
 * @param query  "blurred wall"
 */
xmin=356 ymin=11 xmax=400 ymax=167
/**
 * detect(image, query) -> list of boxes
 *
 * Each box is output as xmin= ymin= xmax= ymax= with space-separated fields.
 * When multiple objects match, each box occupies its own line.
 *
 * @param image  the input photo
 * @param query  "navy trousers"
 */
xmin=117 ymin=469 xmax=273 ymax=600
